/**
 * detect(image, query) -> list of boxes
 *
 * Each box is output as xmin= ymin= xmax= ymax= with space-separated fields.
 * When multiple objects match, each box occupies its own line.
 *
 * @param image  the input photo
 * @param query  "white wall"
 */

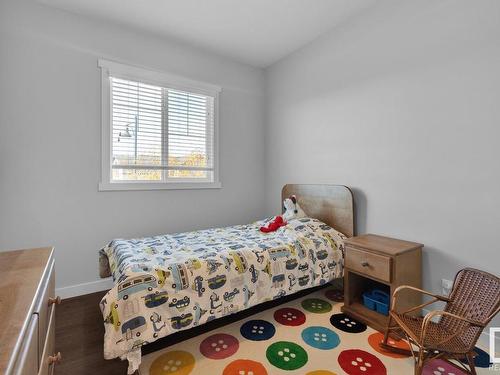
xmin=0 ymin=0 xmax=266 ymax=295
xmin=265 ymin=0 xmax=500 ymax=339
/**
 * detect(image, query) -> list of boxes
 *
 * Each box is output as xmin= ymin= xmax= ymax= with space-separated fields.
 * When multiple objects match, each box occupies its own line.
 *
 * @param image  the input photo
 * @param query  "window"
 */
xmin=99 ymin=59 xmax=221 ymax=190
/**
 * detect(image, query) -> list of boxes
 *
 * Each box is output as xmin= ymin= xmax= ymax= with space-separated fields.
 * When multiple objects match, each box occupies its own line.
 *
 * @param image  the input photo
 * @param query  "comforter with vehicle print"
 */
xmin=99 ymin=217 xmax=346 ymax=373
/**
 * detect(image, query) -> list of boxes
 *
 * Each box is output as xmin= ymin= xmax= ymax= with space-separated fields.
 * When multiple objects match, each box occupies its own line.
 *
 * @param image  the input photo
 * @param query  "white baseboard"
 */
xmin=56 ymin=278 xmax=114 ymax=299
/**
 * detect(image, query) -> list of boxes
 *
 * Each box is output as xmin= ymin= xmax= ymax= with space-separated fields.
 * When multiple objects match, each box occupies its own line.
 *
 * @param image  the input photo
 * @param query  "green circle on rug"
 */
xmin=301 ymin=298 xmax=332 ymax=313
xmin=266 ymin=341 xmax=308 ymax=370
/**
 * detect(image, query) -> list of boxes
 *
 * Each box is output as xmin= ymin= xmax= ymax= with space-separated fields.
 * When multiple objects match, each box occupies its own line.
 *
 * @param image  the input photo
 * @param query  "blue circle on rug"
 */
xmin=240 ymin=319 xmax=276 ymax=341
xmin=301 ymin=326 xmax=340 ymax=350
xmin=460 ymin=346 xmax=491 ymax=368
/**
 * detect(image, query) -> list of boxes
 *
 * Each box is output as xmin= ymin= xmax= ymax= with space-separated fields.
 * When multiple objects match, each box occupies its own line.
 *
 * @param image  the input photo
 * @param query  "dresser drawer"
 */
xmin=13 ymin=315 xmax=39 ymax=375
xmin=34 ymin=259 xmax=55 ymax=356
xmin=345 ymin=246 xmax=392 ymax=282
xmin=0 ymin=247 xmax=54 ymax=375
xmin=38 ymin=304 xmax=57 ymax=375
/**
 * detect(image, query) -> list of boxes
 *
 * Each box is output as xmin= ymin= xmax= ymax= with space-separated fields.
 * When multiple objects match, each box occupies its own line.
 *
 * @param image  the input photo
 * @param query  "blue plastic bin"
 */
xmin=362 ymin=289 xmax=390 ymax=316
xmin=362 ymin=292 xmax=376 ymax=310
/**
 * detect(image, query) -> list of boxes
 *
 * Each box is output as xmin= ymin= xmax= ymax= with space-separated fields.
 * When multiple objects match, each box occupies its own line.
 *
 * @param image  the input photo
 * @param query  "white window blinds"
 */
xmin=110 ymin=76 xmax=215 ymax=182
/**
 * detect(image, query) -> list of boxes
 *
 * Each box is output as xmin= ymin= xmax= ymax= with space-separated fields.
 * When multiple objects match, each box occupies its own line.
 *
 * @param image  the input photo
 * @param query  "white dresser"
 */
xmin=0 ymin=247 xmax=61 ymax=375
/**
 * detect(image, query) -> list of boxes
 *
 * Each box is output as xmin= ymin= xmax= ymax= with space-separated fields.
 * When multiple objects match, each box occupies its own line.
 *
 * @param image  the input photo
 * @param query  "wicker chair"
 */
xmin=381 ymin=268 xmax=500 ymax=375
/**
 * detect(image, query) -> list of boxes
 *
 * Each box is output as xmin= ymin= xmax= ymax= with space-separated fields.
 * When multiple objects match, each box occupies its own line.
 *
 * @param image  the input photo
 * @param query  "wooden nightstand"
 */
xmin=341 ymin=234 xmax=423 ymax=333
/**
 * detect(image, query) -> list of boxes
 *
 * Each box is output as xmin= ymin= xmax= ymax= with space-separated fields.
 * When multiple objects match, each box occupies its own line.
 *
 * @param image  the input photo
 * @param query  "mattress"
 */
xmin=99 ymin=217 xmax=346 ymax=373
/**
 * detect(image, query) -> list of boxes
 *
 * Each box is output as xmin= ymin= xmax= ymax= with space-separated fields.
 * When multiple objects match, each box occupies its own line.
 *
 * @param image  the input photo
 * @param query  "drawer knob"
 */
xmin=48 ymin=352 xmax=62 ymax=365
xmin=361 ymin=261 xmax=370 ymax=267
xmin=48 ymin=296 xmax=62 ymax=306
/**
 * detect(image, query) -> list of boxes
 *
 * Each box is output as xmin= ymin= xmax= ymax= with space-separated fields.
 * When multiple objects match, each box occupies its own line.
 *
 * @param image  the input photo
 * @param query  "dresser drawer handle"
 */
xmin=48 ymin=352 xmax=62 ymax=365
xmin=48 ymin=296 xmax=61 ymax=306
xmin=361 ymin=261 xmax=370 ymax=267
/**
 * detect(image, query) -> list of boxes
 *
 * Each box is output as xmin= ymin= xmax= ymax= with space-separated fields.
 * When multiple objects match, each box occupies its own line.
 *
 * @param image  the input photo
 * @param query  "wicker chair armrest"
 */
xmin=393 ymin=285 xmax=449 ymax=301
xmin=391 ymin=285 xmax=449 ymax=313
xmin=421 ymin=310 xmax=486 ymax=342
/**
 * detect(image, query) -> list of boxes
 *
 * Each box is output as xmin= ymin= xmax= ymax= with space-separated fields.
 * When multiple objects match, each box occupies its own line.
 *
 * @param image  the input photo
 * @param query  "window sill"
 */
xmin=98 ymin=181 xmax=222 ymax=191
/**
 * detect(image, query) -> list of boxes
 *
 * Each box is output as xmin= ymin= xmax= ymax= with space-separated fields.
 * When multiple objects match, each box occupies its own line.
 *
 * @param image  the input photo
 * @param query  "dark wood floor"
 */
xmin=55 ymin=284 xmax=334 ymax=375
xmin=55 ymin=290 xmax=128 ymax=375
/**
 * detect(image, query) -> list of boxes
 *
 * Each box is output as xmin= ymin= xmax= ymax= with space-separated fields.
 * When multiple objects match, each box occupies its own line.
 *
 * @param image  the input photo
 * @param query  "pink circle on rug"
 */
xmin=274 ymin=307 xmax=306 ymax=326
xmin=200 ymin=333 xmax=239 ymax=360
xmin=423 ymin=359 xmax=468 ymax=375
xmin=338 ymin=349 xmax=387 ymax=375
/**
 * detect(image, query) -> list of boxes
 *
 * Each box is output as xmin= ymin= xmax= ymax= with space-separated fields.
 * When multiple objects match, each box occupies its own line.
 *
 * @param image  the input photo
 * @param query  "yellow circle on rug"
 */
xmin=150 ymin=350 xmax=195 ymax=375
xmin=306 ymin=371 xmax=337 ymax=375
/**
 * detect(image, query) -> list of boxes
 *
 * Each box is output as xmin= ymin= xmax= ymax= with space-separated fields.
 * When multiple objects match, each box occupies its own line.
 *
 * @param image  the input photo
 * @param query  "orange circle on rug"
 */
xmin=306 ymin=371 xmax=337 ymax=375
xmin=223 ymin=359 xmax=268 ymax=375
xmin=368 ymin=332 xmax=411 ymax=358
xmin=149 ymin=350 xmax=195 ymax=375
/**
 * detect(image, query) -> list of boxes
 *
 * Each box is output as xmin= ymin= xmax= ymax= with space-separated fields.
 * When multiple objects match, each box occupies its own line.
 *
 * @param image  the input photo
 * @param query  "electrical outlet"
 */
xmin=441 ymin=279 xmax=453 ymax=295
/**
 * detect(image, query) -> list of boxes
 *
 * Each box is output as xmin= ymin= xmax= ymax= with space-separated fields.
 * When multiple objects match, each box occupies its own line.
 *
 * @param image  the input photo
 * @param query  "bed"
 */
xmin=98 ymin=184 xmax=354 ymax=373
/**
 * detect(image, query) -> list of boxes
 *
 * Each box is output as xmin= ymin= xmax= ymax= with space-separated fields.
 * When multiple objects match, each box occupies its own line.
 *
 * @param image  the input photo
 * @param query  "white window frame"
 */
xmin=98 ymin=59 xmax=222 ymax=191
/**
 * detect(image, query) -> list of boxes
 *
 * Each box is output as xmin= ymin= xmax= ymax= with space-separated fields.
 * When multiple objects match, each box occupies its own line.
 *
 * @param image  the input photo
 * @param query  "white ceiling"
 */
xmin=38 ymin=0 xmax=376 ymax=67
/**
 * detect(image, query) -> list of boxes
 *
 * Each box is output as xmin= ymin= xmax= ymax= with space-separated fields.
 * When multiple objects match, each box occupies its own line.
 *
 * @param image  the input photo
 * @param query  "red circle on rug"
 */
xmin=423 ymin=359 xmax=468 ymax=375
xmin=368 ymin=332 xmax=411 ymax=358
xmin=200 ymin=333 xmax=239 ymax=360
xmin=274 ymin=307 xmax=306 ymax=326
xmin=338 ymin=349 xmax=387 ymax=375
xmin=223 ymin=359 xmax=268 ymax=375
xmin=325 ymin=289 xmax=344 ymax=302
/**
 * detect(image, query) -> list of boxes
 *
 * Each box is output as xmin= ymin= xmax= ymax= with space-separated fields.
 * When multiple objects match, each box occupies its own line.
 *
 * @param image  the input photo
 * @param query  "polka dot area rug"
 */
xmin=139 ymin=288 xmax=491 ymax=375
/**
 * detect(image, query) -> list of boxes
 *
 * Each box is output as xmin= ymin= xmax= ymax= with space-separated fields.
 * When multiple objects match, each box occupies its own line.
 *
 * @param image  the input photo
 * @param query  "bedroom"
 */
xmin=0 ymin=0 xmax=499 ymax=374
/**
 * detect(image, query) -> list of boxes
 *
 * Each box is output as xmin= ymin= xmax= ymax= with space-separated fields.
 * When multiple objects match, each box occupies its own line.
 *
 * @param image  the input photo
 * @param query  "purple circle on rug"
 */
xmin=200 ymin=333 xmax=239 ymax=359
xmin=325 ymin=289 xmax=344 ymax=302
xmin=423 ymin=359 xmax=468 ymax=375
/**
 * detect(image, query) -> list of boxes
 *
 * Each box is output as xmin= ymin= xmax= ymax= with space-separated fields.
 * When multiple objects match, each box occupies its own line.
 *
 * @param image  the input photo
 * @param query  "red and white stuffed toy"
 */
xmin=283 ymin=195 xmax=306 ymax=221
xmin=260 ymin=195 xmax=306 ymax=233
xmin=260 ymin=215 xmax=287 ymax=233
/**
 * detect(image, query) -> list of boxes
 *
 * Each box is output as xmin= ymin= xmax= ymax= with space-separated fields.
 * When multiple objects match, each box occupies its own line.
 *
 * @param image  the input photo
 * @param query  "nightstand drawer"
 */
xmin=345 ymin=246 xmax=391 ymax=282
